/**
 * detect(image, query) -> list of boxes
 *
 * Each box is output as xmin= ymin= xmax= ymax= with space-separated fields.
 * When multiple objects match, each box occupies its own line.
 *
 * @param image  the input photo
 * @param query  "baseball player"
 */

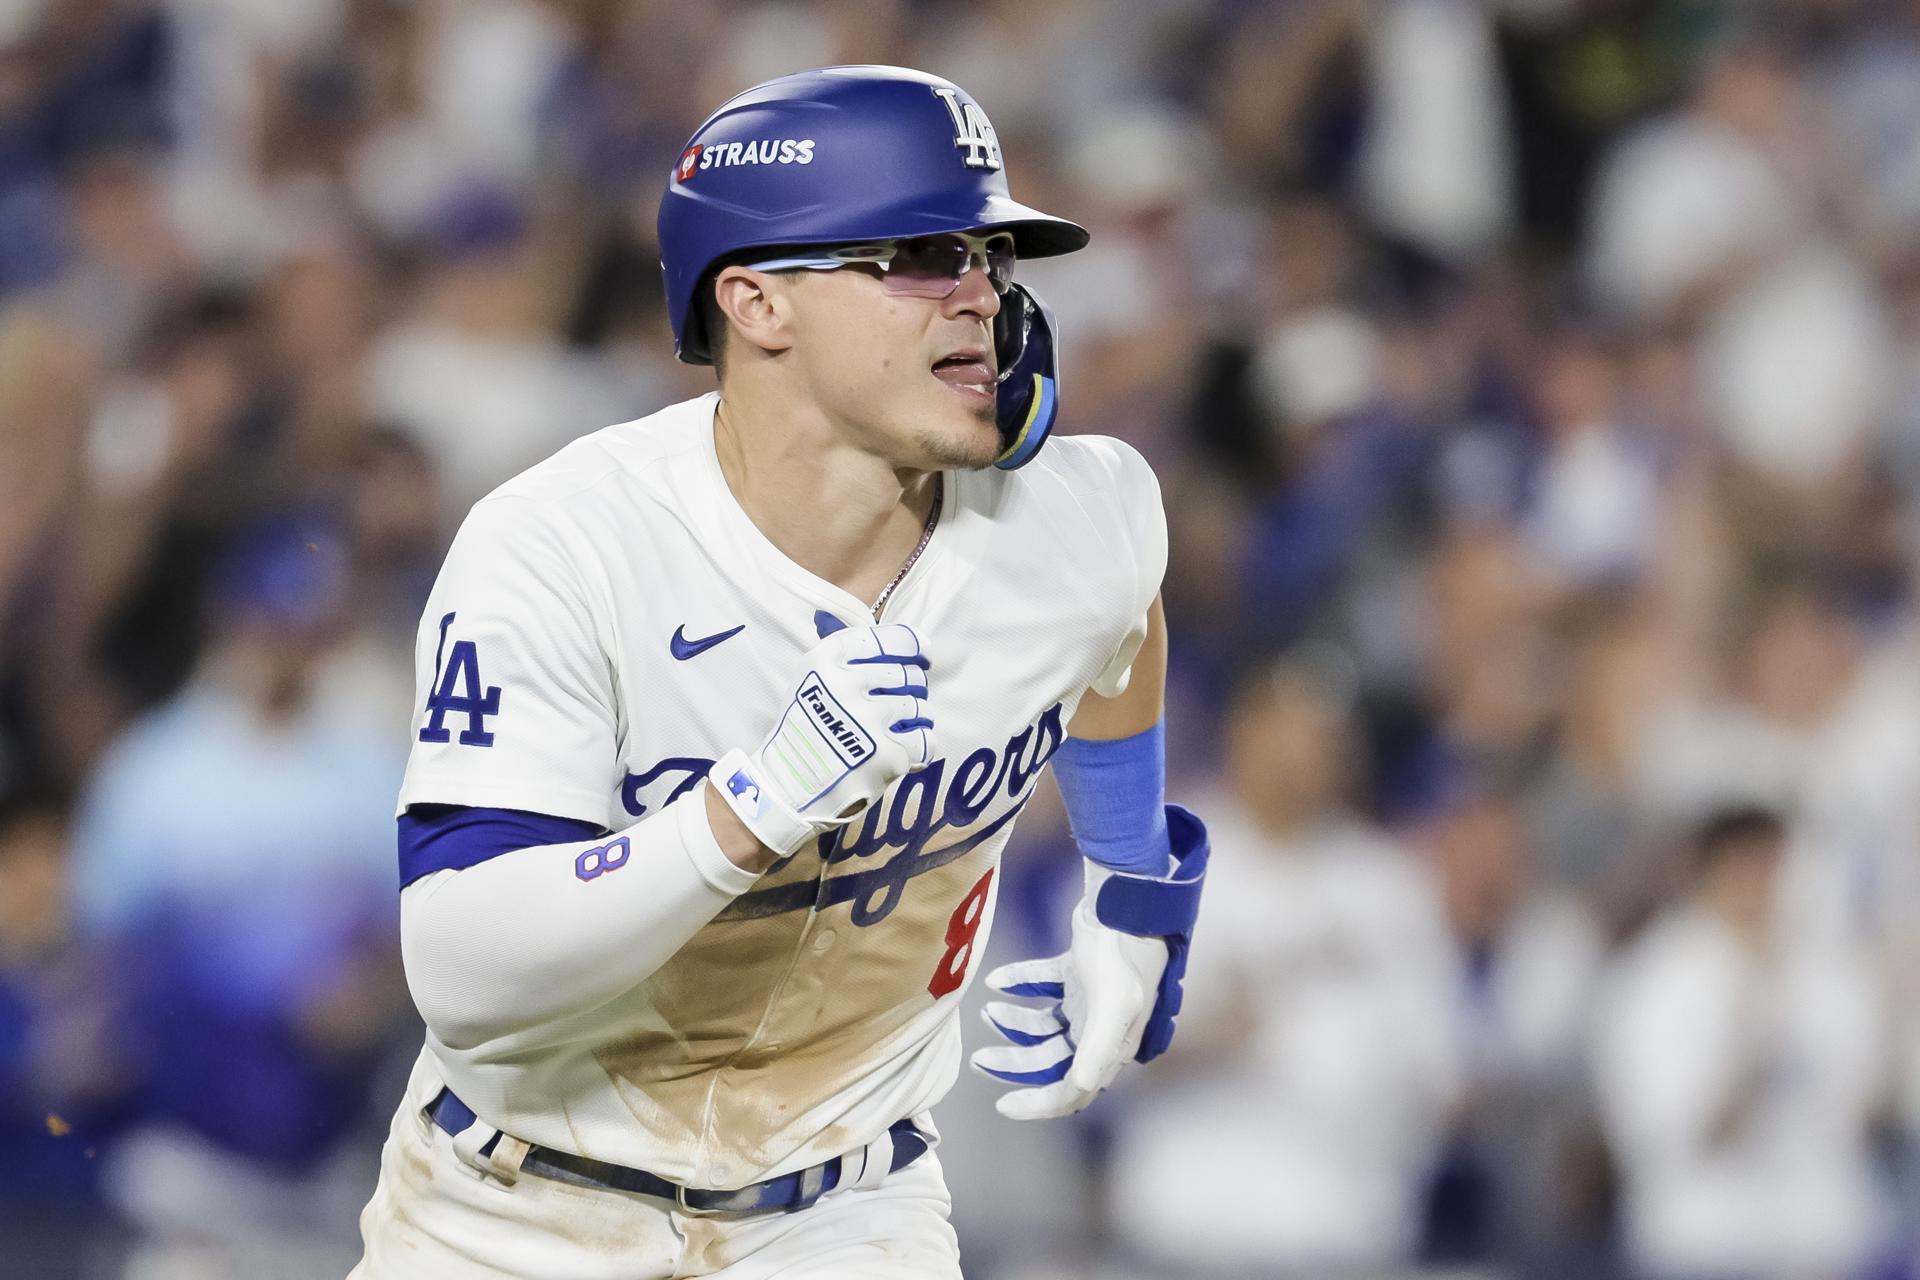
xmin=351 ymin=65 xmax=1209 ymax=1279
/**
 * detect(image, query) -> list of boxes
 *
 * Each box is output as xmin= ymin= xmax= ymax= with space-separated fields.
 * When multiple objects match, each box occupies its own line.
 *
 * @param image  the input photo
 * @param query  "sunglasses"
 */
xmin=744 ymin=230 xmax=1017 ymax=299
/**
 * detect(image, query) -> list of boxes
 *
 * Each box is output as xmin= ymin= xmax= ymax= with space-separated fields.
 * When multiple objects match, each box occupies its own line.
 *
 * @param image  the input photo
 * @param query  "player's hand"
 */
xmin=709 ymin=623 xmax=933 ymax=857
xmin=969 ymin=900 xmax=1168 ymax=1120
xmin=971 ymin=806 xmax=1209 ymax=1119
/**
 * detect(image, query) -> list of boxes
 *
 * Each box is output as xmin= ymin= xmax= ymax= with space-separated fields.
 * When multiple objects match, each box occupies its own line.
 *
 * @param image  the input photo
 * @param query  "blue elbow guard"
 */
xmin=1090 ymin=804 xmax=1210 ymax=1063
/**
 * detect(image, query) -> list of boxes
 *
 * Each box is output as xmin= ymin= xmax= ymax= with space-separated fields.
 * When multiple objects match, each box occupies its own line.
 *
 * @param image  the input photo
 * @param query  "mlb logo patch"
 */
xmin=676 ymin=146 xmax=703 ymax=183
xmin=726 ymin=767 xmax=762 ymax=808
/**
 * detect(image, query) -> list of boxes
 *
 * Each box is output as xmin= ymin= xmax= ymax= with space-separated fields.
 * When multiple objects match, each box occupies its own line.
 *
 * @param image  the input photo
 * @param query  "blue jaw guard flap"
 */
xmin=993 ymin=282 xmax=1060 ymax=471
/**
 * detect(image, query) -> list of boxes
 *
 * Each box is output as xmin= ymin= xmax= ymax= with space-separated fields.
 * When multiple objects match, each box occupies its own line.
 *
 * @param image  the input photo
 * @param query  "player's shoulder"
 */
xmin=992 ymin=433 xmax=1165 ymax=557
xmin=1017 ymin=432 xmax=1159 ymax=500
xmin=969 ymin=434 xmax=1167 ymax=613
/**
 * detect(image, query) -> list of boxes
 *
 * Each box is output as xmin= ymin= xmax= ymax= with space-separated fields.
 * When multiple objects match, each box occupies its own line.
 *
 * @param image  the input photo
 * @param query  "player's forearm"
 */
xmin=400 ymin=787 xmax=761 ymax=1053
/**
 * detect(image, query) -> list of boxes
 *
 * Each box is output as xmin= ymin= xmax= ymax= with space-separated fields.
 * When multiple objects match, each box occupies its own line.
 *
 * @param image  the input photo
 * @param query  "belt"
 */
xmin=425 ymin=1088 xmax=928 ymax=1214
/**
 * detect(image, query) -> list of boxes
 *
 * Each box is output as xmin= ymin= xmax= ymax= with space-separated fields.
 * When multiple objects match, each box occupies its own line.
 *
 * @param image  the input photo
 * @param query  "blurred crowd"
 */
xmin=5 ymin=0 xmax=1920 ymax=1277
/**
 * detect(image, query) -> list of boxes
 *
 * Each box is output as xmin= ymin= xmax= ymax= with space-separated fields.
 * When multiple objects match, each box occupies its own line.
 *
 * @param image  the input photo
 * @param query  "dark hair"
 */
xmin=698 ymin=281 xmax=729 ymax=378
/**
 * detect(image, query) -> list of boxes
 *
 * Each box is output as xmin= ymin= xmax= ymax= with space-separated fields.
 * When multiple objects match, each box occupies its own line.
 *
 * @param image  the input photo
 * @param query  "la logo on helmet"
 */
xmin=932 ymin=88 xmax=1001 ymax=171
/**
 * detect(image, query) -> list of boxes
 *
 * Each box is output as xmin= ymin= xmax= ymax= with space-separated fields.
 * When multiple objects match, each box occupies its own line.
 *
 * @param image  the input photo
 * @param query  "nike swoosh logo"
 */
xmin=670 ymin=623 xmax=746 ymax=661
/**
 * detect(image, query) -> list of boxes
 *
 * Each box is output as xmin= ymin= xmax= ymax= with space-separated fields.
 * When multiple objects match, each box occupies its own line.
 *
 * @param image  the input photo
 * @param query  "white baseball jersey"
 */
xmin=394 ymin=391 xmax=1165 ymax=1190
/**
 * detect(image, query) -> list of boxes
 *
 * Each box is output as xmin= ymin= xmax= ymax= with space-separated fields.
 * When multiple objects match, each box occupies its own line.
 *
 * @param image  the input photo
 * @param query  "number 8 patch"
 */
xmin=928 ymin=869 xmax=994 ymax=998
xmin=575 ymin=836 xmax=632 ymax=882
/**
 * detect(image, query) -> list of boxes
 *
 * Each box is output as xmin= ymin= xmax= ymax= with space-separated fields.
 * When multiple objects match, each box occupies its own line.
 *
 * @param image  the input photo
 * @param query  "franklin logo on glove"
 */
xmin=798 ymin=678 xmax=873 ymax=765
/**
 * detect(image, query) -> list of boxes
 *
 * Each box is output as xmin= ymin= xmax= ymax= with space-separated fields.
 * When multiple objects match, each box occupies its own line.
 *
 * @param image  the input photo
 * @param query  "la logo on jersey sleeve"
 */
xmin=419 ymin=611 xmax=502 ymax=747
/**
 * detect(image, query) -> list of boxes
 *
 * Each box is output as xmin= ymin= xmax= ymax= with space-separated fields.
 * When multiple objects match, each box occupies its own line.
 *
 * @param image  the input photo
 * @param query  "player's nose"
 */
xmin=944 ymin=259 xmax=1001 ymax=321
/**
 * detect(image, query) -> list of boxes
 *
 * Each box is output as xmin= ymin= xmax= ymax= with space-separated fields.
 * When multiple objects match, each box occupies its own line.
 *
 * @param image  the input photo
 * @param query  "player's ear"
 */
xmin=712 ymin=266 xmax=795 ymax=359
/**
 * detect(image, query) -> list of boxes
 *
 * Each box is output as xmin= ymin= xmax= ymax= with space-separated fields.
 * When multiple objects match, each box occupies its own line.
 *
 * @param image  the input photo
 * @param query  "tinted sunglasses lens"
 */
xmin=985 ymin=236 xmax=1015 ymax=292
xmin=882 ymin=237 xmax=972 ymax=297
xmin=879 ymin=236 xmax=1016 ymax=297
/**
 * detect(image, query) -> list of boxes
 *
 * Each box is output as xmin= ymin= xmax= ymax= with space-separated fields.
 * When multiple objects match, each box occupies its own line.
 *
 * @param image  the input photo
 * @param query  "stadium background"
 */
xmin=6 ymin=0 xmax=1920 ymax=1276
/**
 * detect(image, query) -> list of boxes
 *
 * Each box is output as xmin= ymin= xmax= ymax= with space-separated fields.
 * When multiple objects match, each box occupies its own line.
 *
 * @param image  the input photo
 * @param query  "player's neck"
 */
xmin=713 ymin=397 xmax=939 ymax=609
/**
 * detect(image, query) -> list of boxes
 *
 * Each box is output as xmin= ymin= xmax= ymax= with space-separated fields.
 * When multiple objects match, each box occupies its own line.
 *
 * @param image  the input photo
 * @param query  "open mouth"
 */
xmin=932 ymin=351 xmax=996 ymax=403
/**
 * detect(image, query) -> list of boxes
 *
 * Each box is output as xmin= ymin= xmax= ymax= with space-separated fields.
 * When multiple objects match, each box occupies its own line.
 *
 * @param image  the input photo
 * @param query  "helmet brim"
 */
xmin=971 ymin=198 xmax=1090 ymax=259
xmin=789 ymin=192 xmax=1089 ymax=260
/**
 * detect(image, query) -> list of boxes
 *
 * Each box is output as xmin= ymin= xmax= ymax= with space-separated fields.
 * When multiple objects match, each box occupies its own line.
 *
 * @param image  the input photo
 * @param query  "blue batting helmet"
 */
xmin=658 ymin=65 xmax=1088 ymax=469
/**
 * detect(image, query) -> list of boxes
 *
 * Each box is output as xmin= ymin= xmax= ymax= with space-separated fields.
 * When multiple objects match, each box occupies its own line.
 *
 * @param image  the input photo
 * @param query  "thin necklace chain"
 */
xmin=871 ymin=479 xmax=943 ymax=618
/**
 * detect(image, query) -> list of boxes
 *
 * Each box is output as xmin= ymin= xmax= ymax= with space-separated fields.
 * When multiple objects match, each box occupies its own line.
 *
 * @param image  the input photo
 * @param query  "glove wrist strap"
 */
xmin=709 ymin=748 xmax=816 ymax=857
xmin=1090 ymin=804 xmax=1211 ymax=939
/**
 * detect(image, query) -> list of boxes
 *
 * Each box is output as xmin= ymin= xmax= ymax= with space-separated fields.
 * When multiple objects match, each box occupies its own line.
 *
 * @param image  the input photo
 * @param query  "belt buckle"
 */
xmin=675 ymin=1160 xmax=830 ymax=1217
xmin=673 ymin=1183 xmax=723 ymax=1217
xmin=675 ymin=1182 xmax=762 ymax=1217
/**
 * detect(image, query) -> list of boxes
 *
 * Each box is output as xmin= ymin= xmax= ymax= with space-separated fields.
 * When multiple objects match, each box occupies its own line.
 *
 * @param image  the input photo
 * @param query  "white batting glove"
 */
xmin=969 ymin=888 xmax=1169 ymax=1120
xmin=710 ymin=623 xmax=933 ymax=857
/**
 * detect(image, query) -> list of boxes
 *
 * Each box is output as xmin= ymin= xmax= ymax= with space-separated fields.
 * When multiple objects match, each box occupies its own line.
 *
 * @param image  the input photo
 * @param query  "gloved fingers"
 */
xmin=870 ymin=673 xmax=933 ymax=768
xmin=983 ymin=956 xmax=1065 ymax=999
xmin=872 ymin=622 xmax=926 ymax=661
xmin=1063 ymin=970 xmax=1151 ymax=1095
xmin=902 ymin=721 xmax=934 ymax=768
xmin=882 ymin=707 xmax=934 ymax=769
xmin=970 ymin=1035 xmax=1074 ymax=1086
xmin=848 ymin=623 xmax=930 ymax=671
xmin=992 ymin=1077 xmax=1098 ymax=1122
xmin=868 ymin=680 xmax=930 ymax=699
xmin=1066 ymin=1044 xmax=1130 ymax=1096
xmin=846 ymin=628 xmax=931 ymax=739
xmin=980 ymin=1001 xmax=1067 ymax=1047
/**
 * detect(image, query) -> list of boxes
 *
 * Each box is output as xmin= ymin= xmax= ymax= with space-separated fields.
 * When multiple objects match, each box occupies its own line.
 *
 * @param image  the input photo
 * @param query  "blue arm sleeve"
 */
xmin=1050 ymin=720 xmax=1172 ymax=874
xmin=398 ymin=805 xmax=606 ymax=889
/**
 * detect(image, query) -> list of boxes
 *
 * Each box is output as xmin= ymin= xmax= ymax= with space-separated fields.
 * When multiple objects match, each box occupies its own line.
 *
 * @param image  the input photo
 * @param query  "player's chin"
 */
xmin=915 ymin=410 xmax=1000 ymax=470
xmin=917 ymin=381 xmax=1000 ymax=468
